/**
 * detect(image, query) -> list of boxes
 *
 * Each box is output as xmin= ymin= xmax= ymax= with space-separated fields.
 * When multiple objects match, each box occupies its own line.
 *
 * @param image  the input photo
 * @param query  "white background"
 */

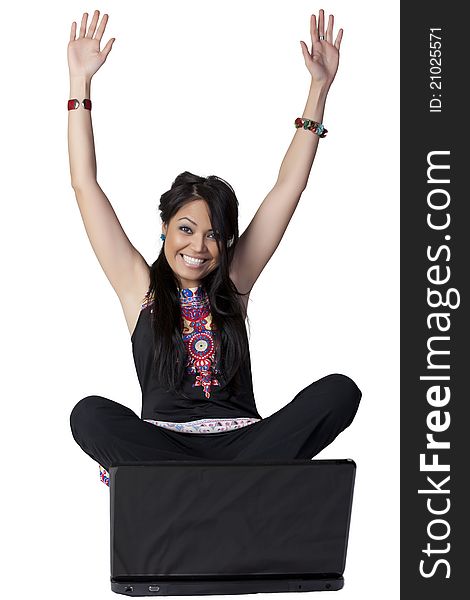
xmin=0 ymin=1 xmax=399 ymax=598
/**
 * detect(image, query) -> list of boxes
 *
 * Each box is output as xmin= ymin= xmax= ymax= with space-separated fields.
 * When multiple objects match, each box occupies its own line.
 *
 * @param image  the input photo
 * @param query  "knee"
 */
xmin=69 ymin=395 xmax=109 ymax=437
xmin=323 ymin=373 xmax=362 ymax=421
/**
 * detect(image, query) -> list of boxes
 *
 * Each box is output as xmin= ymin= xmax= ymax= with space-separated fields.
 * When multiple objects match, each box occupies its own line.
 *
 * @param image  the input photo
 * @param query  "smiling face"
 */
xmin=162 ymin=198 xmax=221 ymax=289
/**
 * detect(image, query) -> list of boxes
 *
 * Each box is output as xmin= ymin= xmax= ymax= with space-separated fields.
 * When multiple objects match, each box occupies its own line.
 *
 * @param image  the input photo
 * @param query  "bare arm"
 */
xmin=68 ymin=75 xmax=96 ymax=187
xmin=277 ymin=80 xmax=328 ymax=190
xmin=67 ymin=11 xmax=149 ymax=301
xmin=230 ymin=10 xmax=343 ymax=296
xmin=231 ymin=81 xmax=329 ymax=294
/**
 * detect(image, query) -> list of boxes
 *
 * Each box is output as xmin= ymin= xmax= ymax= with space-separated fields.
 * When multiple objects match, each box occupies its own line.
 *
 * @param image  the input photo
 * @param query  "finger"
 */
xmin=95 ymin=13 xmax=109 ymax=43
xmin=326 ymin=14 xmax=334 ymax=44
xmin=79 ymin=12 xmax=88 ymax=38
xmin=310 ymin=14 xmax=319 ymax=45
xmin=300 ymin=40 xmax=312 ymax=63
xmin=86 ymin=9 xmax=101 ymax=39
xmin=334 ymin=28 xmax=343 ymax=51
xmin=318 ymin=9 xmax=325 ymax=39
xmin=69 ymin=21 xmax=76 ymax=42
xmin=100 ymin=37 xmax=115 ymax=61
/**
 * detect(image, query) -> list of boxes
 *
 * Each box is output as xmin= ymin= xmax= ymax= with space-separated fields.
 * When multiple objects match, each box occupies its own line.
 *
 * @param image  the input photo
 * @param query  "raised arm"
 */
xmin=68 ymin=10 xmax=149 ymax=302
xmin=230 ymin=9 xmax=343 ymax=296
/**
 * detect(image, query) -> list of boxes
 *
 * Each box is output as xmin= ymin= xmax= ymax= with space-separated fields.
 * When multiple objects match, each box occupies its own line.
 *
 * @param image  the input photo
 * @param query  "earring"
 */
xmin=160 ymin=233 xmax=166 ymax=241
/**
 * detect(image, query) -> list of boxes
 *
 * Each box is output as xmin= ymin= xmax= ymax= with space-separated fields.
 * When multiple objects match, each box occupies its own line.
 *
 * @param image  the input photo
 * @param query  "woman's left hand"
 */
xmin=300 ymin=9 xmax=343 ymax=87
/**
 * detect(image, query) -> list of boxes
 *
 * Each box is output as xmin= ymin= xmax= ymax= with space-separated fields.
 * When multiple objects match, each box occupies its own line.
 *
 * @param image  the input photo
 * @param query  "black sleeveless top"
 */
xmin=131 ymin=284 xmax=262 ymax=423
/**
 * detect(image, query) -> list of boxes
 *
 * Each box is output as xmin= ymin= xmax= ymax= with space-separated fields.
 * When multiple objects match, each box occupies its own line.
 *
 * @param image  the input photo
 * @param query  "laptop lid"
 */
xmin=109 ymin=459 xmax=356 ymax=592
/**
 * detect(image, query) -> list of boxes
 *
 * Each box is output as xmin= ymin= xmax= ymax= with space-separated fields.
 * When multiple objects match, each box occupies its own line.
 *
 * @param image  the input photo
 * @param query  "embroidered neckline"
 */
xmin=178 ymin=285 xmax=207 ymax=306
xmin=139 ymin=284 xmax=218 ymax=399
xmin=141 ymin=284 xmax=205 ymax=309
xmin=178 ymin=284 xmax=204 ymax=298
xmin=178 ymin=284 xmax=220 ymax=399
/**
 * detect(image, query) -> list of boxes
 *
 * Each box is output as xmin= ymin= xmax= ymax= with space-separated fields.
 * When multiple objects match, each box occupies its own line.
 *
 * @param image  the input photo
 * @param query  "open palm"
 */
xmin=68 ymin=10 xmax=115 ymax=79
xmin=300 ymin=9 xmax=343 ymax=87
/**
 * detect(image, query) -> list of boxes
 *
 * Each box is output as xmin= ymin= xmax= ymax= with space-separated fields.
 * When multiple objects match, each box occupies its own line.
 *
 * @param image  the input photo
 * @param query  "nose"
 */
xmin=190 ymin=235 xmax=209 ymax=253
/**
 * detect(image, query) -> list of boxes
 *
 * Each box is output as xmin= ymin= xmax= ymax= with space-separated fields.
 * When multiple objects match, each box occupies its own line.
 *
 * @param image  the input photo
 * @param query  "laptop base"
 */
xmin=111 ymin=574 xmax=344 ymax=596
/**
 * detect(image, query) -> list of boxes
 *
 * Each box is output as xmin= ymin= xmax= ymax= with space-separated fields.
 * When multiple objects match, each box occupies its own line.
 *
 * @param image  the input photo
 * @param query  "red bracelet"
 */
xmin=68 ymin=98 xmax=92 ymax=111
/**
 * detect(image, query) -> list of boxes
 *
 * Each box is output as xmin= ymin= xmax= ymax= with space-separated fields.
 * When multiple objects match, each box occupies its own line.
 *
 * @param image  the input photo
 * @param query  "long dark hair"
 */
xmin=148 ymin=171 xmax=251 ymax=399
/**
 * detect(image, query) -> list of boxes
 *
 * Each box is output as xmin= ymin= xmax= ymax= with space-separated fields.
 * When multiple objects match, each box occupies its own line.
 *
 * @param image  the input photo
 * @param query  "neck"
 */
xmin=179 ymin=283 xmax=200 ymax=288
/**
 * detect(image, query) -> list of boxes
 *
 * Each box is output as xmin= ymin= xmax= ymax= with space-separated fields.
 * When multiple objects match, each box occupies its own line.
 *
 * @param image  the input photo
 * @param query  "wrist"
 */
xmin=69 ymin=75 xmax=92 ymax=98
xmin=309 ymin=78 xmax=331 ymax=98
xmin=302 ymin=80 xmax=329 ymax=123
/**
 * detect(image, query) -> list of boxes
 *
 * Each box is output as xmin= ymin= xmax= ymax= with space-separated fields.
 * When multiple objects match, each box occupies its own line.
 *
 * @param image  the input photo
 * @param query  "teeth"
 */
xmin=182 ymin=254 xmax=205 ymax=265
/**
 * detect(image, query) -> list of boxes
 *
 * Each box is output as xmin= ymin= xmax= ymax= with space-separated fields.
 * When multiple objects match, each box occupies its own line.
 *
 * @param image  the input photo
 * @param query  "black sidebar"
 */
xmin=401 ymin=2 xmax=468 ymax=599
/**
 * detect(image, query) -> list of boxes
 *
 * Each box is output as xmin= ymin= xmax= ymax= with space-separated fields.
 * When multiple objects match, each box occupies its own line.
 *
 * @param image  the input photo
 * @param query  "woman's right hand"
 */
xmin=68 ymin=10 xmax=115 ymax=80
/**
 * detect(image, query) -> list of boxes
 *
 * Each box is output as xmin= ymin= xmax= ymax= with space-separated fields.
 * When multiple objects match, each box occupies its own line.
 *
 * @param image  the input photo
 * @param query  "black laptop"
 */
xmin=109 ymin=459 xmax=356 ymax=596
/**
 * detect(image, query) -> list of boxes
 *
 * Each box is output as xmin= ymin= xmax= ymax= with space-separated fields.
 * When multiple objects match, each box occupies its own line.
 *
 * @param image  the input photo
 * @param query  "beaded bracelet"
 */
xmin=294 ymin=117 xmax=327 ymax=138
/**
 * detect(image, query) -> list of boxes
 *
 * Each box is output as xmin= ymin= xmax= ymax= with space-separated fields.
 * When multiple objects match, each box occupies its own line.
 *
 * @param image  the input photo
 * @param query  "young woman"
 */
xmin=67 ymin=8 xmax=361 ymax=487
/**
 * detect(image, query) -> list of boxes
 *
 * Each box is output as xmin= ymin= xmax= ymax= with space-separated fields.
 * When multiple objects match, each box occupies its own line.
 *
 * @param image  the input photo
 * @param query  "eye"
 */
xmin=179 ymin=226 xmax=217 ymax=239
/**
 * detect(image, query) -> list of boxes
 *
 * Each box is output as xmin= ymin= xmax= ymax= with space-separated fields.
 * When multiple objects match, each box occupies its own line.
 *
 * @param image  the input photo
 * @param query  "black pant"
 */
xmin=70 ymin=373 xmax=362 ymax=473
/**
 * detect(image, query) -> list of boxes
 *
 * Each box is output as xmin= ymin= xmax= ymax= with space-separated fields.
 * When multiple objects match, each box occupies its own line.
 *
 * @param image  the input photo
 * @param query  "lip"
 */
xmin=179 ymin=253 xmax=208 ymax=269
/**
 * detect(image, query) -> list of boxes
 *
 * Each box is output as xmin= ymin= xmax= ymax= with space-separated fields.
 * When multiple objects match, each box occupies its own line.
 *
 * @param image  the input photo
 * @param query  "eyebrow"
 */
xmin=178 ymin=217 xmax=213 ymax=232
